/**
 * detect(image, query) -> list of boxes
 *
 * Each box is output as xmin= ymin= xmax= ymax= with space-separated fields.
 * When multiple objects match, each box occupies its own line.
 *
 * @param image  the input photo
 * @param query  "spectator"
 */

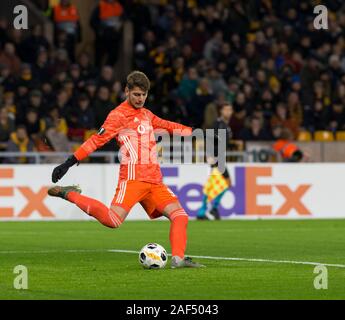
xmin=40 ymin=106 xmax=68 ymax=136
xmin=93 ymin=85 xmax=113 ymax=128
xmin=240 ymin=116 xmax=272 ymax=141
xmin=203 ymin=91 xmax=229 ymax=129
xmin=177 ymin=67 xmax=199 ymax=102
xmin=27 ymin=89 xmax=44 ymax=116
xmin=90 ymin=0 xmax=124 ymax=67
xmin=17 ymin=63 xmax=37 ymax=91
xmin=0 ymin=42 xmax=21 ymax=75
xmin=69 ymin=63 xmax=82 ymax=88
xmin=0 ymin=17 xmax=10 ymax=48
xmin=190 ymin=20 xmax=208 ymax=56
xmin=203 ymin=30 xmax=223 ymax=63
xmin=98 ymin=65 xmax=115 ymax=88
xmin=16 ymin=90 xmax=45 ymax=123
xmin=8 ymin=29 xmax=25 ymax=61
xmin=157 ymin=5 xmax=176 ymax=38
xmin=55 ymin=88 xmax=72 ymax=118
xmin=110 ymin=80 xmax=125 ymax=105
xmin=206 ymin=67 xmax=228 ymax=97
xmin=16 ymin=84 xmax=30 ymax=117
xmin=300 ymin=57 xmax=321 ymax=105
xmin=329 ymin=54 xmax=344 ymax=89
xmin=32 ymin=48 xmax=51 ymax=85
xmin=23 ymin=108 xmax=40 ymax=141
xmin=6 ymin=125 xmax=35 ymax=163
xmin=312 ymin=80 xmax=331 ymax=108
xmin=190 ymin=77 xmax=215 ymax=127
xmin=0 ymin=107 xmax=15 ymax=152
xmin=129 ymin=0 xmax=152 ymax=44
xmin=286 ymin=91 xmax=303 ymax=126
xmin=2 ymin=91 xmax=16 ymax=120
xmin=42 ymin=124 xmax=71 ymax=163
xmin=77 ymin=51 xmax=97 ymax=81
xmin=0 ymin=64 xmax=16 ymax=91
xmin=203 ymin=4 xmax=223 ymax=34
xmin=20 ymin=24 xmax=50 ymax=64
xmin=74 ymin=93 xmax=95 ymax=130
xmin=271 ymin=124 xmax=284 ymax=140
xmin=270 ymin=102 xmax=299 ymax=139
xmin=41 ymin=81 xmax=55 ymax=105
xmin=62 ymin=78 xmax=76 ymax=100
xmin=226 ymin=1 xmax=249 ymax=39
xmin=245 ymin=42 xmax=261 ymax=74
xmin=326 ymin=101 xmax=345 ymax=132
xmin=51 ymin=0 xmax=81 ymax=62
xmin=85 ymin=79 xmax=98 ymax=101
xmin=51 ymin=48 xmax=70 ymax=74
xmin=45 ymin=125 xmax=70 ymax=152
xmin=216 ymin=42 xmax=237 ymax=79
xmin=181 ymin=44 xmax=197 ymax=69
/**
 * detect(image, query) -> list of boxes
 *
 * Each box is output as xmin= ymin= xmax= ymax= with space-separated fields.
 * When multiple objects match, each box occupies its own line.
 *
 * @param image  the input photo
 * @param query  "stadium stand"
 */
xmin=1 ymin=0 xmax=345 ymax=163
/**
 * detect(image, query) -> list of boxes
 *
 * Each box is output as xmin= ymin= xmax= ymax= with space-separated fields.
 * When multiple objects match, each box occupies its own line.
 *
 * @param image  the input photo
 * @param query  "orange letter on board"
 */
xmin=17 ymin=187 xmax=54 ymax=217
xmin=246 ymin=167 xmax=272 ymax=215
xmin=0 ymin=168 xmax=14 ymax=217
xmin=275 ymin=185 xmax=311 ymax=215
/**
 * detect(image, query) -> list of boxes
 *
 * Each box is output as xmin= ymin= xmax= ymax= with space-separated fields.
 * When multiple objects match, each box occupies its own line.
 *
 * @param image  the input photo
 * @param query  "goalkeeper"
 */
xmin=48 ymin=71 xmax=204 ymax=268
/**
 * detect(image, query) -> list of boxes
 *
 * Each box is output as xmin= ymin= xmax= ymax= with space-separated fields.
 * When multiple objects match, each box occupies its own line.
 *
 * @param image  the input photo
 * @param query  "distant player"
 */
xmin=48 ymin=71 xmax=204 ymax=268
xmin=197 ymin=103 xmax=233 ymax=220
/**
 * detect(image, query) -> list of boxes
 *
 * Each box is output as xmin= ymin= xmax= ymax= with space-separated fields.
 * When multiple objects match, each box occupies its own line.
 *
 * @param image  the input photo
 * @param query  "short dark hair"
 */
xmin=218 ymin=102 xmax=233 ymax=113
xmin=17 ymin=124 xmax=27 ymax=131
xmin=126 ymin=71 xmax=150 ymax=91
xmin=27 ymin=108 xmax=38 ymax=114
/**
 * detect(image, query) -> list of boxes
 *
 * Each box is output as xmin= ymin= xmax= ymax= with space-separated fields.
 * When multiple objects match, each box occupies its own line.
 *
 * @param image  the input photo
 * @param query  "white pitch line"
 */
xmin=108 ymin=249 xmax=345 ymax=269
xmin=1 ymin=248 xmax=345 ymax=269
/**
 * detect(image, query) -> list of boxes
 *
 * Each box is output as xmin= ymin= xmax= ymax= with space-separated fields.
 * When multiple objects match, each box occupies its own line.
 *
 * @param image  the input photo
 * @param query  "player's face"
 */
xmin=221 ymin=105 xmax=233 ymax=120
xmin=126 ymin=86 xmax=148 ymax=109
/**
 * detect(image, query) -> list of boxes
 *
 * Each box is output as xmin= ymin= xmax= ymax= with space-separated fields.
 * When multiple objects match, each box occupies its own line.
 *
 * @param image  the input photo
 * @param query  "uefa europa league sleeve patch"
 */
xmin=98 ymin=127 xmax=106 ymax=135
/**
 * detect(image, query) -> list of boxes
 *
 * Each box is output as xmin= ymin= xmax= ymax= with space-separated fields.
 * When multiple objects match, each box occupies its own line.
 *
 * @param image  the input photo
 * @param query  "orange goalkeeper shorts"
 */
xmin=111 ymin=181 xmax=178 ymax=219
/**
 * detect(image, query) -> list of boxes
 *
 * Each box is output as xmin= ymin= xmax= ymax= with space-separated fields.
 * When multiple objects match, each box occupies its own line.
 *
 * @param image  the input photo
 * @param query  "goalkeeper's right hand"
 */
xmin=52 ymin=155 xmax=78 ymax=183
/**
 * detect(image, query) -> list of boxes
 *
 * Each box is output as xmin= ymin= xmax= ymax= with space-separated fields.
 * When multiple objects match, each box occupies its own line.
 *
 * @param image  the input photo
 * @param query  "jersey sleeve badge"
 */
xmin=98 ymin=127 xmax=106 ymax=135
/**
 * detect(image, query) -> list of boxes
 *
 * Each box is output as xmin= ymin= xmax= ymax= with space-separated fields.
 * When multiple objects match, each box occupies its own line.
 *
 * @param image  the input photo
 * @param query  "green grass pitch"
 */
xmin=0 ymin=219 xmax=345 ymax=299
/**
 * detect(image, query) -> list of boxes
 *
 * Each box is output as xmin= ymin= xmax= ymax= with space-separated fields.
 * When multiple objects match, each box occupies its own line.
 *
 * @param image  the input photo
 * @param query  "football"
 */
xmin=139 ymin=243 xmax=168 ymax=269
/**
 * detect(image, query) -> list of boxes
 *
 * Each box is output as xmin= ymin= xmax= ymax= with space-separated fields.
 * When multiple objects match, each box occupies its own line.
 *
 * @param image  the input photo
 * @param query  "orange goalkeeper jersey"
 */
xmin=74 ymin=100 xmax=192 ymax=184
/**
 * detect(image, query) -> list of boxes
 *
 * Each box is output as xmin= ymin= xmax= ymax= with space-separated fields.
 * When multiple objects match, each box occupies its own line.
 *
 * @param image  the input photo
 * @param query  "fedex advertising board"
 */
xmin=0 ymin=164 xmax=343 ymax=220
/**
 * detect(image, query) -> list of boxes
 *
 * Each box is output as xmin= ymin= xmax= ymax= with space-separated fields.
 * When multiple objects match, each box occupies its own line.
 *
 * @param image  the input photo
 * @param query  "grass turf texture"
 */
xmin=0 ymin=220 xmax=345 ymax=300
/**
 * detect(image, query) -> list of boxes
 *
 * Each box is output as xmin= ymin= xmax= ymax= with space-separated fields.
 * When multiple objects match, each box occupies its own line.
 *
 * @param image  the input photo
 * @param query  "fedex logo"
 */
xmin=0 ymin=168 xmax=54 ymax=218
xmin=162 ymin=166 xmax=312 ymax=217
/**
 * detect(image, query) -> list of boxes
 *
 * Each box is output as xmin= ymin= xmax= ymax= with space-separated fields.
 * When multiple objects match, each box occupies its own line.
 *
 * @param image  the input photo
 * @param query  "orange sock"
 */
xmin=67 ymin=192 xmax=123 ymax=228
xmin=169 ymin=208 xmax=189 ymax=258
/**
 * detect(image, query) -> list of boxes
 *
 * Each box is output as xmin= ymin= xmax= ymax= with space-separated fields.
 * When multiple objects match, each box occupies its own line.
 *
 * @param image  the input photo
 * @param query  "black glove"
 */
xmin=52 ymin=155 xmax=78 ymax=183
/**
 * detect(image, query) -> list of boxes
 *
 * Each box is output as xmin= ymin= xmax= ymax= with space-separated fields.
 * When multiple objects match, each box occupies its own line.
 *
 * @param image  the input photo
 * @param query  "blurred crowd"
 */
xmin=1 ymin=0 xmax=345 ymax=163
xmin=131 ymin=0 xmax=345 ymax=141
